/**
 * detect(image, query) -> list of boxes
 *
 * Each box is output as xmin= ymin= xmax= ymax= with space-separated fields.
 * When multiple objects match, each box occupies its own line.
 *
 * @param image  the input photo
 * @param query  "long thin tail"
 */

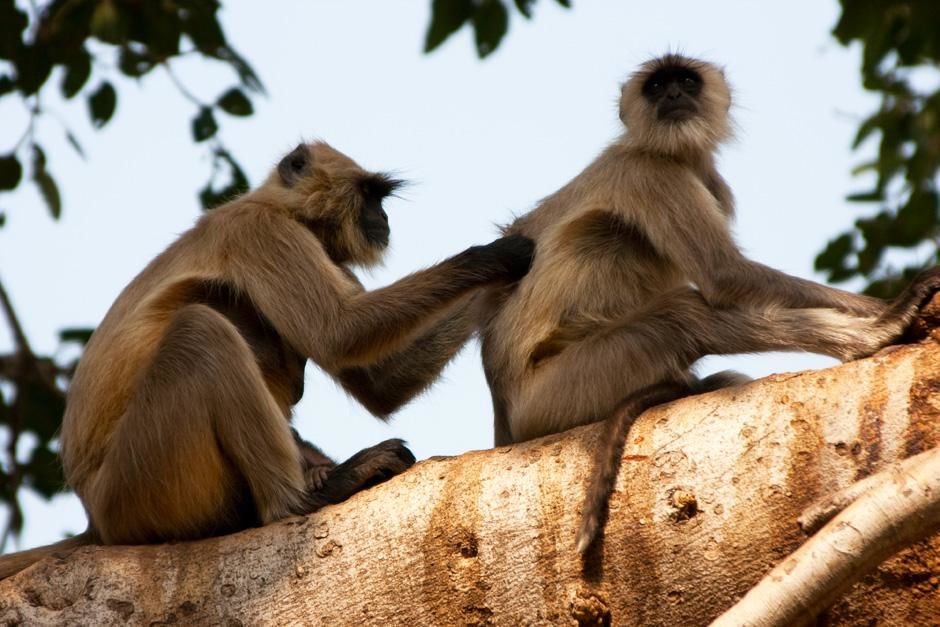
xmin=575 ymin=371 xmax=750 ymax=555
xmin=0 ymin=531 xmax=93 ymax=580
xmin=575 ymin=380 xmax=694 ymax=555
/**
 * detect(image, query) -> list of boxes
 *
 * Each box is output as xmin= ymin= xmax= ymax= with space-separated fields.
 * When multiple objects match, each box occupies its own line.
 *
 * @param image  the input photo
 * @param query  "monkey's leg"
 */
xmin=509 ymin=288 xmax=894 ymax=443
xmin=86 ymin=304 xmax=307 ymax=545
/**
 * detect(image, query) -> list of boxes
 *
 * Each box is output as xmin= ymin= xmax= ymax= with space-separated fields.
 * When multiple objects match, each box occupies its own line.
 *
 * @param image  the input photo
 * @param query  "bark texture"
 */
xmin=2 ymin=342 xmax=940 ymax=626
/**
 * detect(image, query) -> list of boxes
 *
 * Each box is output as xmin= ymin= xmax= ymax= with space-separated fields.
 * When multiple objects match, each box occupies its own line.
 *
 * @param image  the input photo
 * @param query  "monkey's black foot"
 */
xmin=909 ymin=266 xmax=940 ymax=307
xmin=307 ymin=439 xmax=416 ymax=509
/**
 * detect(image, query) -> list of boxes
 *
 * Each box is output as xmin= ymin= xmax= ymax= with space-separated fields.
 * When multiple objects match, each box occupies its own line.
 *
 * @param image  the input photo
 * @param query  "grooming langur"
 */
xmin=477 ymin=54 xmax=940 ymax=554
xmin=0 ymin=142 xmax=534 ymax=579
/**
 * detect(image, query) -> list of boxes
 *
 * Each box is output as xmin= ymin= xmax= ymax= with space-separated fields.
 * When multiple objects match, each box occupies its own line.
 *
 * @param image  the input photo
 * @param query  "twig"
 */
xmin=797 ymin=468 xmax=894 ymax=534
xmin=163 ymin=62 xmax=205 ymax=108
xmin=710 ymin=446 xmax=940 ymax=627
xmin=0 ymin=277 xmax=32 ymax=357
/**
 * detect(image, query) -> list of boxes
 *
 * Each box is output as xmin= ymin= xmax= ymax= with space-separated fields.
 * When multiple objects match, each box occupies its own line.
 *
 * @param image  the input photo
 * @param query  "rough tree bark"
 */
xmin=2 ymin=341 xmax=940 ymax=625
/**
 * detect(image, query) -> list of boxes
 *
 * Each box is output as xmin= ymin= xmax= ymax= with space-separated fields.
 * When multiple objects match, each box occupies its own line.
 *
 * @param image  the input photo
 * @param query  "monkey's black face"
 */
xmin=642 ymin=66 xmax=703 ymax=123
xmin=357 ymin=175 xmax=400 ymax=248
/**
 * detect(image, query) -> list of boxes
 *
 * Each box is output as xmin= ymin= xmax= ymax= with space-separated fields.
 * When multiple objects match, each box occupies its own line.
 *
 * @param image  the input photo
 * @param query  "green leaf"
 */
xmin=0 ymin=155 xmax=23 ymax=190
xmin=91 ymin=0 xmax=126 ymax=44
xmin=0 ymin=75 xmax=14 ymax=96
xmin=31 ymin=145 xmax=62 ymax=220
xmin=133 ymin=2 xmax=182 ymax=57
xmin=425 ymin=0 xmax=474 ymax=53
xmin=15 ymin=44 xmax=53 ymax=96
xmin=555 ymin=0 xmax=571 ymax=7
xmin=118 ymin=46 xmax=154 ymax=78
xmin=814 ymin=232 xmax=856 ymax=282
xmin=846 ymin=190 xmax=883 ymax=202
xmin=65 ymin=130 xmax=85 ymax=159
xmin=35 ymin=171 xmax=62 ymax=220
xmin=514 ymin=0 xmax=535 ymax=18
xmin=60 ymin=327 xmax=95 ymax=345
xmin=200 ymin=149 xmax=249 ymax=210
xmin=191 ymin=107 xmax=218 ymax=142
xmin=849 ymin=160 xmax=878 ymax=177
xmin=61 ymin=49 xmax=92 ymax=99
xmin=216 ymin=88 xmax=253 ymax=116
xmin=216 ymin=46 xmax=265 ymax=94
xmin=178 ymin=0 xmax=227 ymax=53
xmin=0 ymin=2 xmax=28 ymax=60
xmin=24 ymin=444 xmax=65 ymax=500
xmin=473 ymin=0 xmax=509 ymax=58
xmin=20 ymin=379 xmax=65 ymax=442
xmin=894 ymin=191 xmax=938 ymax=246
xmin=88 ymin=81 xmax=117 ymax=129
xmin=0 ymin=210 xmax=6 ymax=228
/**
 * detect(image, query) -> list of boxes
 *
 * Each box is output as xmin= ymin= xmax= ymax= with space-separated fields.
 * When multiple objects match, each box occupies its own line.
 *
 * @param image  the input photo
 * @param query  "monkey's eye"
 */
xmin=649 ymin=80 xmax=662 ymax=90
xmin=682 ymin=77 xmax=697 ymax=87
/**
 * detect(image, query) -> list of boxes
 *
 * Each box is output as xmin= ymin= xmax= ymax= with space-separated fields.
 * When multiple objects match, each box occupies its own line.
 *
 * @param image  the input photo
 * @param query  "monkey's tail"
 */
xmin=575 ymin=381 xmax=693 ymax=556
xmin=0 ymin=530 xmax=94 ymax=580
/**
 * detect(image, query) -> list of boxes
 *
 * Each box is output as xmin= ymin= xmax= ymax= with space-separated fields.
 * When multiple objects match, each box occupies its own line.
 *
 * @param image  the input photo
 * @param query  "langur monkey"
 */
xmin=0 ymin=141 xmax=535 ymax=578
xmin=477 ymin=54 xmax=940 ymax=554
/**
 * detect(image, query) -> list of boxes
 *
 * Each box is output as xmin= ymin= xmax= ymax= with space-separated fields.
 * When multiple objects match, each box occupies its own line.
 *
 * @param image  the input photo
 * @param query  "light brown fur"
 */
xmin=477 ymin=54 xmax=940 ymax=554
xmin=0 ymin=141 xmax=533 ymax=578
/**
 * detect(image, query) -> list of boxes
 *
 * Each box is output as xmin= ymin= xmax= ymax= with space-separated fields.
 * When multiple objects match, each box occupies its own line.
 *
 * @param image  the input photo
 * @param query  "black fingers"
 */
xmin=340 ymin=438 xmax=416 ymax=490
xmin=304 ymin=439 xmax=416 ymax=511
xmin=476 ymin=234 xmax=537 ymax=282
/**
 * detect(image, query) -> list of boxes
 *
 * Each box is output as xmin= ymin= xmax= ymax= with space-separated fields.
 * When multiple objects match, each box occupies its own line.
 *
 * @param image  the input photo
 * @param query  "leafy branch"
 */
xmin=815 ymin=0 xmax=940 ymax=297
xmin=0 ymin=0 xmax=263 ymax=546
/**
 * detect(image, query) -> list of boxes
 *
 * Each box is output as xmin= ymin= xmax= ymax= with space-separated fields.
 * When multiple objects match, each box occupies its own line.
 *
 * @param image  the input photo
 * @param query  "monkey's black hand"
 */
xmin=307 ymin=439 xmax=416 ymax=509
xmin=344 ymin=438 xmax=416 ymax=489
xmin=478 ymin=234 xmax=536 ymax=282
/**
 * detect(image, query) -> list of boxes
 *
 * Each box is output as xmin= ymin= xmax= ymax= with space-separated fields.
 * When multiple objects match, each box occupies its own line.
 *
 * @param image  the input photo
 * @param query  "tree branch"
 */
xmin=2 ymin=340 xmax=940 ymax=624
xmin=713 ymin=446 xmax=940 ymax=627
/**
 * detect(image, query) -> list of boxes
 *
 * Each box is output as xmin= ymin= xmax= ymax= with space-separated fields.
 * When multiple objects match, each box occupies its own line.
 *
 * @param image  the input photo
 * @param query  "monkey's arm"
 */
xmin=228 ymin=210 xmax=530 ymax=371
xmin=631 ymin=168 xmax=886 ymax=316
xmin=336 ymin=297 xmax=478 ymax=418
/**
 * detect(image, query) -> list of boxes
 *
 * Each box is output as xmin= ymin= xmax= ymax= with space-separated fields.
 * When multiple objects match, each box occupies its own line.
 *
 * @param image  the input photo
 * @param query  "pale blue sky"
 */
xmin=1 ymin=1 xmax=883 ymax=550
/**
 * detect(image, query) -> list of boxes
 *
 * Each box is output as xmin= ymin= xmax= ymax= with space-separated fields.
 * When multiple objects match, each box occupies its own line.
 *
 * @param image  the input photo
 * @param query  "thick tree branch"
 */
xmin=2 ymin=338 xmax=940 ymax=624
xmin=713 ymin=446 xmax=940 ymax=627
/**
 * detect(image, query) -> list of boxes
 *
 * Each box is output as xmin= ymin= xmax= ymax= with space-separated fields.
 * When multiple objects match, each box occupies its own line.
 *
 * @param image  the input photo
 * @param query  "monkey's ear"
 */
xmin=278 ymin=144 xmax=310 ymax=187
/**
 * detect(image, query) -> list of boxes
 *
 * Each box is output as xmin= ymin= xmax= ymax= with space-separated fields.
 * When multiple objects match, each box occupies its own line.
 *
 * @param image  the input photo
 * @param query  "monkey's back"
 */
xmin=59 ymin=211 xmax=233 ymax=492
xmin=481 ymin=149 xmax=686 ymax=432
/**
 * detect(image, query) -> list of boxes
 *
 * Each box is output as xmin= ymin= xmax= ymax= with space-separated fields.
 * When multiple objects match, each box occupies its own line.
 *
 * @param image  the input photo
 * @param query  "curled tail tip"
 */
xmin=576 ymin=517 xmax=598 ymax=555
xmin=575 ymin=535 xmax=591 ymax=556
